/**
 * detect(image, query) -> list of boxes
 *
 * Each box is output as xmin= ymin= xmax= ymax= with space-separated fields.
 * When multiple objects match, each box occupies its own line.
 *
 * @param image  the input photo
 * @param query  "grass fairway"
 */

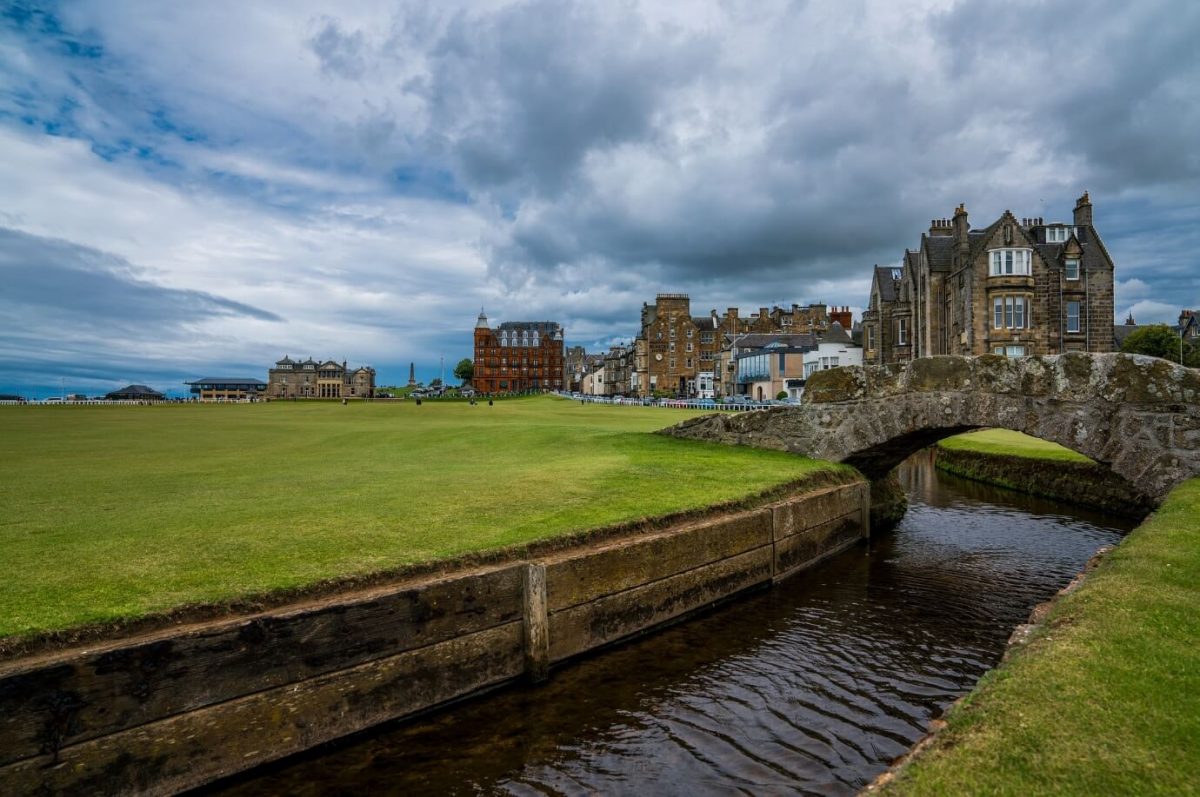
xmin=938 ymin=428 xmax=1092 ymax=463
xmin=884 ymin=477 xmax=1200 ymax=796
xmin=0 ymin=397 xmax=840 ymax=640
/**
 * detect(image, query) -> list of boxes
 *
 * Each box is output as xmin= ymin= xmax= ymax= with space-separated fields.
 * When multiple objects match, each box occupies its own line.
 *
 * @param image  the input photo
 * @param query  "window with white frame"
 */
xmin=989 ymin=248 xmax=1033 ymax=276
xmin=1064 ymin=257 xmax=1080 ymax=280
xmin=992 ymin=295 xmax=1030 ymax=329
xmin=897 ymin=317 xmax=908 ymax=345
xmin=992 ymin=345 xmax=1027 ymax=357
xmin=1066 ymin=301 xmax=1081 ymax=333
xmin=1046 ymin=226 xmax=1078 ymax=244
xmin=867 ymin=325 xmax=876 ymax=350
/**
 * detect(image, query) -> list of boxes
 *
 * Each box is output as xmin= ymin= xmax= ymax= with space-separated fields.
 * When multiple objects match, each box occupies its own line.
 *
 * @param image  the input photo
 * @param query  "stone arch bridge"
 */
xmin=663 ymin=353 xmax=1200 ymax=505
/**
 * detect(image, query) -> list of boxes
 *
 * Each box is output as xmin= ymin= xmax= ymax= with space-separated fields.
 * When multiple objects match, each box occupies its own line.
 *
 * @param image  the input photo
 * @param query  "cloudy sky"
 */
xmin=2 ymin=0 xmax=1198 ymax=395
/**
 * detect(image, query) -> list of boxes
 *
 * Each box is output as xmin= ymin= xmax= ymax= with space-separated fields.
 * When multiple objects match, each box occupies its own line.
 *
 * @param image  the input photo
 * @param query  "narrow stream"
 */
xmin=213 ymin=451 xmax=1135 ymax=796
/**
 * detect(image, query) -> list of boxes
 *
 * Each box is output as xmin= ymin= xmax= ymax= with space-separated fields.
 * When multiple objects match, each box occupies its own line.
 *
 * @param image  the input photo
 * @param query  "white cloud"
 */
xmin=1 ymin=0 xmax=1198 ymax=392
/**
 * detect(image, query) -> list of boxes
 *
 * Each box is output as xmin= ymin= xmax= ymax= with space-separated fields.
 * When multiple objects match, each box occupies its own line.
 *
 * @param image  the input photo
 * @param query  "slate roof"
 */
xmin=874 ymin=265 xmax=903 ymax=301
xmin=1033 ymin=239 xmax=1110 ymax=275
xmin=106 ymin=384 xmax=165 ymax=398
xmin=822 ymin=321 xmax=853 ymax=345
xmin=924 ymin=235 xmax=955 ymax=272
xmin=496 ymin=321 xmax=562 ymax=334
xmin=275 ymin=356 xmax=295 ymax=365
xmin=1114 ymin=324 xmax=1139 ymax=348
xmin=730 ymin=332 xmax=818 ymax=351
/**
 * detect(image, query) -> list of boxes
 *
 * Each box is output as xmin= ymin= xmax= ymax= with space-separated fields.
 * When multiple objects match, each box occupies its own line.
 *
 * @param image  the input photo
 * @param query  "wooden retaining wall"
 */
xmin=0 ymin=480 xmax=868 ymax=795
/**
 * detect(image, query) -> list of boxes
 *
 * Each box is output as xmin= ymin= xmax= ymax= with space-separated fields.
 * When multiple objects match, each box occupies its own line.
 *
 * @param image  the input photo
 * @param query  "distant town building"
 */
xmin=602 ymin=344 xmax=633 ymax=396
xmin=862 ymin=193 xmax=1116 ymax=364
xmin=1114 ymin=311 xmax=1140 ymax=349
xmin=633 ymin=294 xmax=839 ymax=398
xmin=724 ymin=323 xmax=862 ymax=402
xmin=185 ymin=378 xmax=267 ymax=401
xmin=473 ymin=311 xmax=565 ymax=393
xmin=563 ymin=345 xmax=590 ymax=392
xmin=1179 ymin=310 xmax=1198 ymax=341
xmin=105 ymin=384 xmax=165 ymax=401
xmin=267 ymin=357 xmax=375 ymax=399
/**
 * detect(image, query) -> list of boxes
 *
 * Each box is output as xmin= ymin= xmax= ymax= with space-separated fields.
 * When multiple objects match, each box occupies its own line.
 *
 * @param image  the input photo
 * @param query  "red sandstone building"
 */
xmin=473 ymin=311 xmax=565 ymax=393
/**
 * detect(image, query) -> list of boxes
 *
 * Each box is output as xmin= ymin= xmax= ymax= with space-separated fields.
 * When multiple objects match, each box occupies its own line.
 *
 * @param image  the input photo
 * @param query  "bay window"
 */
xmin=989 ymin=248 xmax=1033 ymax=276
xmin=992 ymin=295 xmax=1030 ymax=329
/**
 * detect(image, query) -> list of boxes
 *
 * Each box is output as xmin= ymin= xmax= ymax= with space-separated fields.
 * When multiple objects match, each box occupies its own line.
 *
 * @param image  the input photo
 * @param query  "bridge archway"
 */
xmin=665 ymin=353 xmax=1200 ymax=506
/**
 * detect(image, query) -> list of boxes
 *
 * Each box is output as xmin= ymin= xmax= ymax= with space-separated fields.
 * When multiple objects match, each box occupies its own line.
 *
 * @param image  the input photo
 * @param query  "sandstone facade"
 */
xmin=863 ymin=193 xmax=1115 ymax=366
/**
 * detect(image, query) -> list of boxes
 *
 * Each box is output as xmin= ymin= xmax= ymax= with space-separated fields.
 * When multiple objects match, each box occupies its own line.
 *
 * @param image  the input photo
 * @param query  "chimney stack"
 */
xmin=952 ymin=203 xmax=969 ymax=249
xmin=929 ymin=217 xmax=953 ymax=237
xmin=1073 ymin=191 xmax=1093 ymax=227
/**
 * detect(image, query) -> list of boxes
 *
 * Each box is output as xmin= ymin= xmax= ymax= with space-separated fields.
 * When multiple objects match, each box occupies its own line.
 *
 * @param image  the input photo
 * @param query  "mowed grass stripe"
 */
xmin=938 ymin=428 xmax=1093 ymax=463
xmin=0 ymin=397 xmax=839 ymax=638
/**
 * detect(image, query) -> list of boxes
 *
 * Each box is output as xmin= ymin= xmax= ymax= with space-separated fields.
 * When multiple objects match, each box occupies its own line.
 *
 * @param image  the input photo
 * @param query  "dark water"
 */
xmin=214 ymin=453 xmax=1134 ymax=796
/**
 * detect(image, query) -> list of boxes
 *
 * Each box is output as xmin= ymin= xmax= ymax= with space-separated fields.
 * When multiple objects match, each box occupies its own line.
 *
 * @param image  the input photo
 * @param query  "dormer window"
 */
xmin=989 ymin=248 xmax=1032 ymax=276
xmin=1046 ymin=226 xmax=1078 ymax=243
xmin=1064 ymin=257 xmax=1080 ymax=281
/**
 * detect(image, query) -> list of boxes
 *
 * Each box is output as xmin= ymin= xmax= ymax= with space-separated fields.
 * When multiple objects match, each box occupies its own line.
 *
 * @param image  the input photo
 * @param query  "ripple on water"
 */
xmin=213 ymin=456 xmax=1133 ymax=797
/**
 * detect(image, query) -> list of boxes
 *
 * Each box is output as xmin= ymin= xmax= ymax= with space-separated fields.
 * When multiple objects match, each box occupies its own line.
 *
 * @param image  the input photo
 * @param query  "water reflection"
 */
xmin=213 ymin=451 xmax=1134 ymax=796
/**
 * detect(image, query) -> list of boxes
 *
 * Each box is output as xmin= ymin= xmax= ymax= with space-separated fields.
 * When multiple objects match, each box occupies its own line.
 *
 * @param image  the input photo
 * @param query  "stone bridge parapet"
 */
xmin=662 ymin=353 xmax=1200 ymax=504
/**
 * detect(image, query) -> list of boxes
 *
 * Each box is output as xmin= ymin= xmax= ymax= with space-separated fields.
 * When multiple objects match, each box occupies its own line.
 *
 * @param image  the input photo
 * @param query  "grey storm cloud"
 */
xmin=0 ymin=227 xmax=282 ymax=331
xmin=356 ymin=0 xmax=1200 ymax=299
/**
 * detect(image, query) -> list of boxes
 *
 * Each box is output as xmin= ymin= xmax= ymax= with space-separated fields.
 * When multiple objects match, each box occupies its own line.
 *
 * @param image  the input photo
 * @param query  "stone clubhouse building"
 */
xmin=862 ymin=192 xmax=1115 ymax=364
xmin=267 ymin=357 xmax=376 ymax=399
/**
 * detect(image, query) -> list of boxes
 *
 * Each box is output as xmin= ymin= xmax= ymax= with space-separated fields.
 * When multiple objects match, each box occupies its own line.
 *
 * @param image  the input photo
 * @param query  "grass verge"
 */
xmin=880 ymin=476 xmax=1200 ymax=796
xmin=0 ymin=397 xmax=842 ymax=641
xmin=937 ymin=428 xmax=1092 ymax=463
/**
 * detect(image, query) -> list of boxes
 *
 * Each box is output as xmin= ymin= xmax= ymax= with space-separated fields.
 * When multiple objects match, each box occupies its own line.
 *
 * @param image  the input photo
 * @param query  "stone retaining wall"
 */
xmin=0 ymin=480 xmax=869 ymax=795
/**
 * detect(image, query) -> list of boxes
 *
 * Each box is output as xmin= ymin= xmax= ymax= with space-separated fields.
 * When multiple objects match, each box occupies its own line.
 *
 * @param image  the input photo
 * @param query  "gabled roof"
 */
xmin=1114 ymin=324 xmax=1139 ymax=348
xmin=873 ymin=265 xmax=903 ymax=302
xmin=822 ymin=321 xmax=852 ymax=345
xmin=924 ymin=235 xmax=955 ymax=272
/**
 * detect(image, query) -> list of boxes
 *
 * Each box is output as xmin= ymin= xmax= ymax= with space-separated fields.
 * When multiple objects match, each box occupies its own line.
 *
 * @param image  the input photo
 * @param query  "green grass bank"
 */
xmin=937 ymin=428 xmax=1091 ymax=463
xmin=934 ymin=429 xmax=1153 ymax=517
xmin=0 ymin=397 xmax=841 ymax=641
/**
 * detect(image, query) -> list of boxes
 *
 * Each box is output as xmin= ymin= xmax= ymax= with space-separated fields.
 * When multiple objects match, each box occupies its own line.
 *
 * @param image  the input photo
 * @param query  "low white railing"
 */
xmin=554 ymin=392 xmax=775 ymax=411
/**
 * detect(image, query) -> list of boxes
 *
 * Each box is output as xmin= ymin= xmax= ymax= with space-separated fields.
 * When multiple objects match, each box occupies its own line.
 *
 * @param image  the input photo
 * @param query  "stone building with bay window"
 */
xmin=862 ymin=192 xmax=1115 ymax=365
